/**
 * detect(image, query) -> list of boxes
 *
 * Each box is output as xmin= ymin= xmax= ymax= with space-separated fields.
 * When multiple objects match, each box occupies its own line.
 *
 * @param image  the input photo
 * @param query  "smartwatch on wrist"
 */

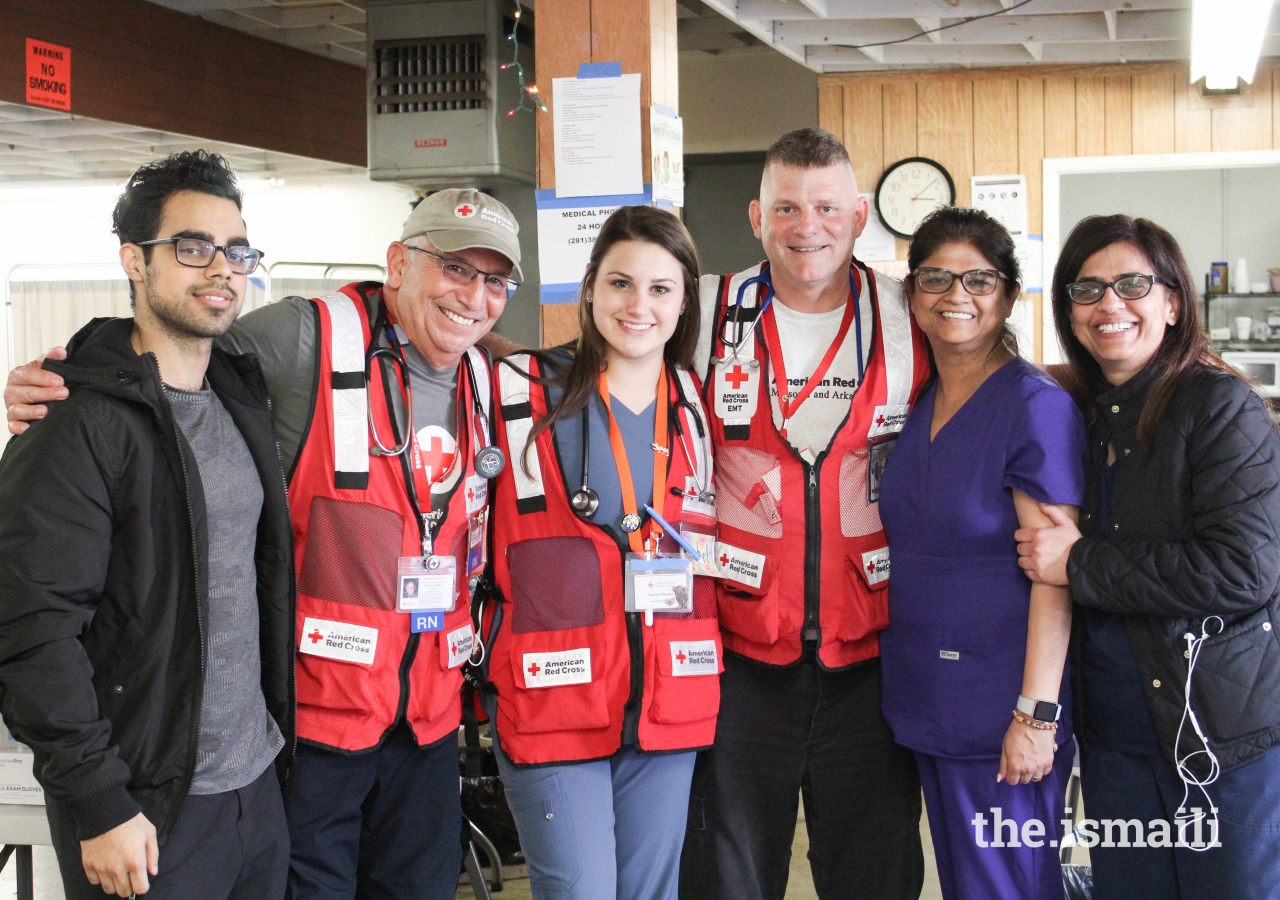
xmin=1017 ymin=695 xmax=1062 ymax=724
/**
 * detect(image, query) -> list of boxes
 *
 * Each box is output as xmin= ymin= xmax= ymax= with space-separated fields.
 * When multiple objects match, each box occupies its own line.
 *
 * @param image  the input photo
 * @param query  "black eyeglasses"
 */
xmin=1066 ymin=274 xmax=1173 ymax=305
xmin=912 ymin=267 xmax=1006 ymax=296
xmin=404 ymin=245 xmax=520 ymax=299
xmin=137 ymin=238 xmax=265 ymax=275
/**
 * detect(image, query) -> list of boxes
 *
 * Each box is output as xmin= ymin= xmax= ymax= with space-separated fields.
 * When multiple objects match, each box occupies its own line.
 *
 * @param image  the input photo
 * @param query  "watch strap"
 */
xmin=1017 ymin=695 xmax=1062 ymax=723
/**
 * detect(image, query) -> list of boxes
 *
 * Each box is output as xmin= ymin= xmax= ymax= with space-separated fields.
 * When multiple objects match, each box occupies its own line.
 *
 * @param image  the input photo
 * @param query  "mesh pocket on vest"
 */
xmin=507 ymin=536 xmax=605 ymax=634
xmin=839 ymin=449 xmax=883 ymax=538
xmin=715 ymin=446 xmax=783 ymax=539
xmin=299 ymin=496 xmax=405 ymax=610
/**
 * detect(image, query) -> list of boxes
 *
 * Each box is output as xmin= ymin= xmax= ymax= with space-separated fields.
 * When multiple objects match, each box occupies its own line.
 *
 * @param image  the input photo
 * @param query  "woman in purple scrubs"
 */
xmin=879 ymin=207 xmax=1086 ymax=900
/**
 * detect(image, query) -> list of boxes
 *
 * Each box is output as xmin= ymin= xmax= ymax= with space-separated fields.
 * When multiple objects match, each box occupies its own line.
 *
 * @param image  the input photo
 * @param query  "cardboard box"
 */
xmin=0 ymin=716 xmax=44 ymax=806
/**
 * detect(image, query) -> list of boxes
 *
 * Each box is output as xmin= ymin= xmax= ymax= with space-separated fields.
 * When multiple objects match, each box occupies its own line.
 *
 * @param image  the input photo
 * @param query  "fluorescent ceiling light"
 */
xmin=1191 ymin=0 xmax=1275 ymax=89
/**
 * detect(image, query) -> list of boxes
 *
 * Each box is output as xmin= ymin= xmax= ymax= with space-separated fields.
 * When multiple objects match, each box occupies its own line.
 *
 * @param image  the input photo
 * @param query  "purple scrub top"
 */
xmin=878 ymin=356 xmax=1086 ymax=759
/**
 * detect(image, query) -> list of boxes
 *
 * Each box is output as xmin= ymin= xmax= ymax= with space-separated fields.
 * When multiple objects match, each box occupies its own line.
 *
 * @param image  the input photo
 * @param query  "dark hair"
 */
xmin=764 ymin=127 xmax=852 ymax=171
xmin=906 ymin=206 xmax=1022 ymax=357
xmin=1051 ymin=214 xmax=1232 ymax=445
xmin=112 ymin=150 xmax=242 ymax=257
xmin=511 ymin=205 xmax=702 ymax=471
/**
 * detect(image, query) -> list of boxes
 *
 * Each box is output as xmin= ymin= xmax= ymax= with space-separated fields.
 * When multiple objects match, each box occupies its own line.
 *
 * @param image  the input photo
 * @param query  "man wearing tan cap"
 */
xmin=6 ymin=186 xmax=523 ymax=900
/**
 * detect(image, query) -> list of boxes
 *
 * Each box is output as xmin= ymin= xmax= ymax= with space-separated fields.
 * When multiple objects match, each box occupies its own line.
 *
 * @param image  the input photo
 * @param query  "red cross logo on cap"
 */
xmin=527 ymin=662 xmax=541 ymax=677
xmin=308 ymin=629 xmax=323 ymax=644
xmin=676 ymin=650 xmax=687 ymax=663
xmin=455 ymin=203 xmax=476 ymax=218
xmin=725 ymin=365 xmax=749 ymax=389
xmin=719 ymin=552 xmax=730 ymax=567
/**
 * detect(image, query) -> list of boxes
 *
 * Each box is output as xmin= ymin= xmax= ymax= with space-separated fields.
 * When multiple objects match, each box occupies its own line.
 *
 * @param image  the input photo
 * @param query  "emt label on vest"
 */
xmin=446 ymin=625 xmax=475 ymax=668
xmin=716 ymin=542 xmax=766 ymax=589
xmin=715 ymin=360 xmax=759 ymax=420
xmin=522 ymin=649 xmax=592 ymax=688
xmin=867 ymin=404 xmax=909 ymax=440
xmin=300 ymin=617 xmax=378 ymax=665
xmin=861 ymin=548 xmax=890 ymax=586
xmin=670 ymin=641 xmax=719 ymax=676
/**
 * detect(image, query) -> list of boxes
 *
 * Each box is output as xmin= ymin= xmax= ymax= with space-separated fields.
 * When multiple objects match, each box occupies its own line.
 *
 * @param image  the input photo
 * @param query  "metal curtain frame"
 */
xmin=263 ymin=261 xmax=387 ymax=304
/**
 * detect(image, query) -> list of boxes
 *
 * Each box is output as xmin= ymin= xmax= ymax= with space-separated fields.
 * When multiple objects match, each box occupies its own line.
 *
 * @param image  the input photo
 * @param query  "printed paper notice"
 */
xmin=651 ymin=107 xmax=684 ymax=206
xmin=971 ymin=174 xmax=1037 ymax=291
xmin=553 ymin=74 xmax=643 ymax=198
xmin=857 ymin=193 xmax=897 ymax=262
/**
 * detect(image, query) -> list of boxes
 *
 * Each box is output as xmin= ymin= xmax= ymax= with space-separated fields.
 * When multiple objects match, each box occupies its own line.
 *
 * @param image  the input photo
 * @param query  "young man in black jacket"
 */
xmin=0 ymin=151 xmax=295 ymax=899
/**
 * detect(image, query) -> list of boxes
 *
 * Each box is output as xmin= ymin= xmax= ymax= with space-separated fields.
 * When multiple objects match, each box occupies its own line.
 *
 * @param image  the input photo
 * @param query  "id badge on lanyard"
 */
xmin=624 ymin=554 xmax=695 ymax=614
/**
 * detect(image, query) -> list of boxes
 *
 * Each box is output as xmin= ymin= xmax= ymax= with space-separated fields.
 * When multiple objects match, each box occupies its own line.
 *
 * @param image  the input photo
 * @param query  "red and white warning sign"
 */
xmin=26 ymin=39 xmax=71 ymax=112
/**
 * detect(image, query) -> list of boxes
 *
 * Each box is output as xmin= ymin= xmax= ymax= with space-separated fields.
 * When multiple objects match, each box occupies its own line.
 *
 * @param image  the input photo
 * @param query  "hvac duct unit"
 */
xmin=367 ymin=0 xmax=535 ymax=188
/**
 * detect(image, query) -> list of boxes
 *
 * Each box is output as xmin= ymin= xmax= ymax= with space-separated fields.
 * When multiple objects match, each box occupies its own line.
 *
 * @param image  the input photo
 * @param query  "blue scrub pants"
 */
xmin=1081 ymin=743 xmax=1280 ymax=900
xmin=494 ymin=741 xmax=696 ymax=900
xmin=916 ymin=741 xmax=1073 ymax=900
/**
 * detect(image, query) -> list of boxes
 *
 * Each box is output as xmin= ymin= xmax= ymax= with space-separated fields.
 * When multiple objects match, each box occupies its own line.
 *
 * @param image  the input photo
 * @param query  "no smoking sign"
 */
xmin=26 ymin=38 xmax=71 ymax=111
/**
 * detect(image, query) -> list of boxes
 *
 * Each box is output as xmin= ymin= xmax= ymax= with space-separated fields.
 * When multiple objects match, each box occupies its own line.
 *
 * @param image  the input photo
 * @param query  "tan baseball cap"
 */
xmin=400 ymin=188 xmax=523 ymax=281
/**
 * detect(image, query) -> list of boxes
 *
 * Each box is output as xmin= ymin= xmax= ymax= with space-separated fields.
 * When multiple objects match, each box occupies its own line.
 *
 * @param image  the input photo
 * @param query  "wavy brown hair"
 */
xmin=1051 ymin=214 xmax=1233 ymax=445
xmin=502 ymin=205 xmax=701 ymax=473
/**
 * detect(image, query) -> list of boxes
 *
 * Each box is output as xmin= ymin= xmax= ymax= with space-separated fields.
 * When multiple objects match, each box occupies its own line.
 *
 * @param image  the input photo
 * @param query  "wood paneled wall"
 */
xmin=818 ymin=60 xmax=1280 ymax=357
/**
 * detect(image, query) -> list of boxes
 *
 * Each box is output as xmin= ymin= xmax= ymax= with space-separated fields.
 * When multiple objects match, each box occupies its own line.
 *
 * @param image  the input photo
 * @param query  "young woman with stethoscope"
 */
xmin=478 ymin=205 xmax=720 ymax=900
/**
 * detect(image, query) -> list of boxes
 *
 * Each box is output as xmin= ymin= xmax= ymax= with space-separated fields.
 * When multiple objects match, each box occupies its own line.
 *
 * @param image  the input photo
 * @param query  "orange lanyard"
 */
xmin=757 ymin=266 xmax=861 ymax=440
xmin=597 ymin=365 xmax=670 ymax=555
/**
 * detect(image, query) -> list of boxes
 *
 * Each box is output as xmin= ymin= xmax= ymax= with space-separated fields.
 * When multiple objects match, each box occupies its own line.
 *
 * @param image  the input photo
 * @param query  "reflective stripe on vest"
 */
xmin=319 ymin=292 xmax=369 ymax=490
xmin=497 ymin=354 xmax=547 ymax=514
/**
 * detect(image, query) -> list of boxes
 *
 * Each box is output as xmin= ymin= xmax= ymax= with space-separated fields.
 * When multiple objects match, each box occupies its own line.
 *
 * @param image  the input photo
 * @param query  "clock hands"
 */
xmin=911 ymin=176 xmax=940 ymax=203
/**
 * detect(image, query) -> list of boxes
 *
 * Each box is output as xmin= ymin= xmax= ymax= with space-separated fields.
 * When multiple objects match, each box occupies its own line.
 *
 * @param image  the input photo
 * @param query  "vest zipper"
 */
xmin=804 ymin=462 xmax=821 ymax=643
xmin=148 ymin=354 xmax=203 ymax=847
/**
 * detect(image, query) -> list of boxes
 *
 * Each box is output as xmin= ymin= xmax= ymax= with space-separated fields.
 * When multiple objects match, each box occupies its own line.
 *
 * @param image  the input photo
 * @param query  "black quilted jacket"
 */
xmin=1068 ymin=362 xmax=1280 ymax=772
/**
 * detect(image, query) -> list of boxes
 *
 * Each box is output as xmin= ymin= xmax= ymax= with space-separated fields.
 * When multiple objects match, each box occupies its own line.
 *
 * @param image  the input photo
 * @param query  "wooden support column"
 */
xmin=534 ymin=0 xmax=678 ymax=347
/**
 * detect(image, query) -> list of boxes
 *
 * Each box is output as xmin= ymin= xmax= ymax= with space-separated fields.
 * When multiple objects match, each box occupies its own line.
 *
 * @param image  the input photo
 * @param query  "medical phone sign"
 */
xmin=26 ymin=38 xmax=72 ymax=111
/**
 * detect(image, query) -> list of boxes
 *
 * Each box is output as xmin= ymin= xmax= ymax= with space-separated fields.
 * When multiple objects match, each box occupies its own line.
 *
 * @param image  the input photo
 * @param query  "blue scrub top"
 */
xmin=878 ymin=357 xmax=1086 ymax=759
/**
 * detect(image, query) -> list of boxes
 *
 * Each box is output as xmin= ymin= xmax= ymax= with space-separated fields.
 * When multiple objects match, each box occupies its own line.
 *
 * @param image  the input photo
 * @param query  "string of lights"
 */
xmin=501 ymin=0 xmax=546 ymax=116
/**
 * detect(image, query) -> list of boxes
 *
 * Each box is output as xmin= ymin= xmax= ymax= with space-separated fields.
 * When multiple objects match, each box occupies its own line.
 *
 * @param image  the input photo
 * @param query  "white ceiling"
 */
xmin=0 ymin=101 xmax=365 ymax=182
xmin=141 ymin=0 xmax=1280 ymax=73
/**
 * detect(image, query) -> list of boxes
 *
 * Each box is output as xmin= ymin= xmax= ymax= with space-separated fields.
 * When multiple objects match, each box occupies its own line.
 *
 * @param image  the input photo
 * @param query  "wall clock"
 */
xmin=874 ymin=157 xmax=956 ymax=239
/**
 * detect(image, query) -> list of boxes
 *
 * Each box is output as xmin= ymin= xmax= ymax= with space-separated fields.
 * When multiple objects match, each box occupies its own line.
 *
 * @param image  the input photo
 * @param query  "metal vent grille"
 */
xmin=373 ymin=36 xmax=486 ymax=114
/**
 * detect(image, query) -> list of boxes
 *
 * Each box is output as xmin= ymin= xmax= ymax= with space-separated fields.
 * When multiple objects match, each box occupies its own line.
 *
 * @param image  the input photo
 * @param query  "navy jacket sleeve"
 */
xmin=0 ymin=396 xmax=142 ymax=838
xmin=1068 ymin=375 xmax=1280 ymax=620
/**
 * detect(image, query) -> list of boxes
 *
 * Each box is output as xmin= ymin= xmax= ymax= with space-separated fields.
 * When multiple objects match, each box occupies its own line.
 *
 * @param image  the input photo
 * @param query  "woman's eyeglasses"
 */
xmin=912 ymin=267 xmax=1006 ymax=296
xmin=1066 ymin=274 xmax=1173 ymax=305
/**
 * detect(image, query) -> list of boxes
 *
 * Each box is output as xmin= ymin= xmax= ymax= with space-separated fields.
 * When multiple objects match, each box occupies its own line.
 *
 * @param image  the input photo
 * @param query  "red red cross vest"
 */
xmin=290 ymin=282 xmax=491 ymax=752
xmin=701 ymin=261 xmax=931 ymax=670
xmin=486 ymin=353 xmax=721 ymax=766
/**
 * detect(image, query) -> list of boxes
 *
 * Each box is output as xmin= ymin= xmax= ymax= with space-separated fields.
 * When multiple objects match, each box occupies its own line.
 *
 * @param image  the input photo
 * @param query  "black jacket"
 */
xmin=1068 ymin=363 xmax=1280 ymax=772
xmin=0 ymin=318 xmax=295 ymax=842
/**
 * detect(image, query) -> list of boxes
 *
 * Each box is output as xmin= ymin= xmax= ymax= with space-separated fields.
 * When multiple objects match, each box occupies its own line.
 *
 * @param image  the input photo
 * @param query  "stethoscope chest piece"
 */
xmin=571 ymin=487 xmax=600 ymax=517
xmin=475 ymin=445 xmax=506 ymax=479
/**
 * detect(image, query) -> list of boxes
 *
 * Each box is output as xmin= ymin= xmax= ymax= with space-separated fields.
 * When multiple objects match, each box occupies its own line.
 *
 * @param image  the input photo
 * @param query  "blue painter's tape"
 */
xmin=540 ymin=283 xmax=581 ymax=305
xmin=535 ymin=186 xmax=652 ymax=209
xmin=578 ymin=62 xmax=622 ymax=79
xmin=653 ymin=104 xmax=677 ymax=119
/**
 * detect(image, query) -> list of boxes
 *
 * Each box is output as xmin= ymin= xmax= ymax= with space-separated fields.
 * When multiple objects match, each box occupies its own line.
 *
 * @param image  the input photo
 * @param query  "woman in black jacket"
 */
xmin=1018 ymin=215 xmax=1280 ymax=900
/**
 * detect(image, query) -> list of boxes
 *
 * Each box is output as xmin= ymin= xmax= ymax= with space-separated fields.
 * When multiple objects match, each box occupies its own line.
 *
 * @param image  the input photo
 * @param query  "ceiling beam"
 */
xmin=737 ymin=0 xmax=1189 ymax=21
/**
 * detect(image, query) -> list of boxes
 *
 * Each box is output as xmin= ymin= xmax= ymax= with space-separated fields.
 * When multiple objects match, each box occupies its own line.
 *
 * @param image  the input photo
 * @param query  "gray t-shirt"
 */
xmin=218 ymin=294 xmax=457 ymax=488
xmin=165 ymin=385 xmax=284 ymax=796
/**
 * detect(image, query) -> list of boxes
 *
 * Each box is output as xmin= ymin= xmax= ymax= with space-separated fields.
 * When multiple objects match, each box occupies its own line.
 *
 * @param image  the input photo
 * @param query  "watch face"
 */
xmin=874 ymin=157 xmax=956 ymax=239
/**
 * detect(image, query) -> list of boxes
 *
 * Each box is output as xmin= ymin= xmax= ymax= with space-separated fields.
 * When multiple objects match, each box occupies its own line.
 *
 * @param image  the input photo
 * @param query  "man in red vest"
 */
xmin=5 ymin=188 xmax=522 ymax=900
xmin=678 ymin=128 xmax=933 ymax=900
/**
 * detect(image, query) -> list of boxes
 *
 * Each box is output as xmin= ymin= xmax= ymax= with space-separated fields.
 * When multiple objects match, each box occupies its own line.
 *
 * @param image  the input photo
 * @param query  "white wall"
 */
xmin=0 ymin=175 xmax=419 ymax=377
xmin=680 ymin=52 xmax=818 ymax=154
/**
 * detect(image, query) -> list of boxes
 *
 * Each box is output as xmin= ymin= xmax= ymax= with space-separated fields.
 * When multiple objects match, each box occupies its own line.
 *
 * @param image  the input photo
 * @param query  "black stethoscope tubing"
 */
xmin=570 ymin=377 xmax=710 ymax=520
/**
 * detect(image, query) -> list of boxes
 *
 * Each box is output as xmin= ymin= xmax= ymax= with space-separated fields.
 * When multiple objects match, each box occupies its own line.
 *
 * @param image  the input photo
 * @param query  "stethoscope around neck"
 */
xmin=715 ymin=265 xmax=866 ymax=381
xmin=365 ymin=319 xmax=506 ymax=480
xmin=570 ymin=377 xmax=713 ymax=520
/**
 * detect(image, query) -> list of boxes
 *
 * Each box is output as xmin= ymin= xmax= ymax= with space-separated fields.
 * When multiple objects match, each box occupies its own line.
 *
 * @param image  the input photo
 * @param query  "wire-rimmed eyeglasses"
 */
xmin=404 ymin=245 xmax=520 ymax=299
xmin=136 ymin=237 xmax=265 ymax=275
